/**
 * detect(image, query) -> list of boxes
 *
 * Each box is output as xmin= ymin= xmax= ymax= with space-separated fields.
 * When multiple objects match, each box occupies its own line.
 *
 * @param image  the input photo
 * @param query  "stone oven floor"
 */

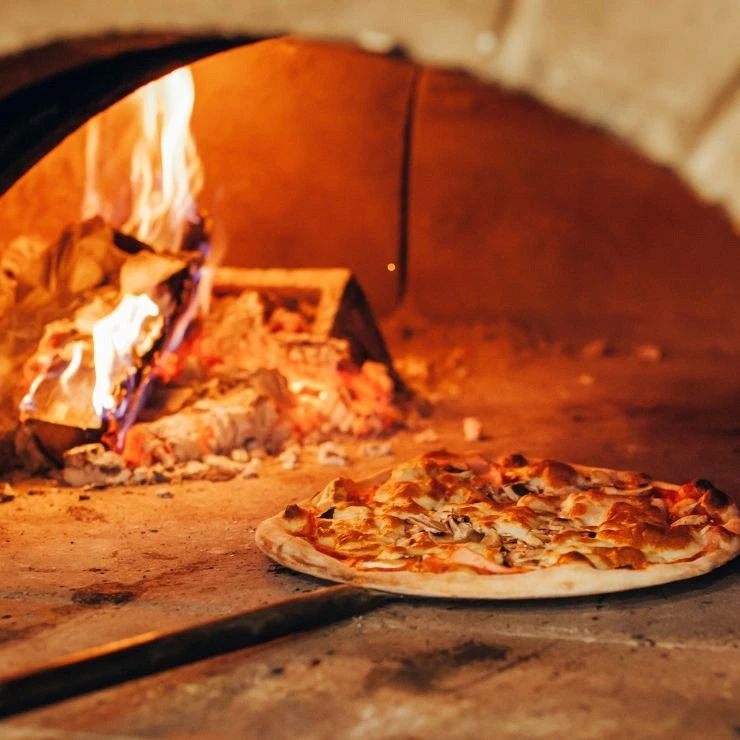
xmin=1 ymin=326 xmax=738 ymax=738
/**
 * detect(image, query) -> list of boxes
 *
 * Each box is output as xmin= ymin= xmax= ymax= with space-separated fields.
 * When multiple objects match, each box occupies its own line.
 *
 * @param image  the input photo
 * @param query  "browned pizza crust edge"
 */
xmin=255 ymin=514 xmax=739 ymax=599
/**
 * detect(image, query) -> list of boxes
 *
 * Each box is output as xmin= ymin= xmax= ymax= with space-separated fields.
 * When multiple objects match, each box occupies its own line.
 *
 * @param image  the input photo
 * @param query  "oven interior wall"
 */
xmin=1 ymin=37 xmax=738 ymax=349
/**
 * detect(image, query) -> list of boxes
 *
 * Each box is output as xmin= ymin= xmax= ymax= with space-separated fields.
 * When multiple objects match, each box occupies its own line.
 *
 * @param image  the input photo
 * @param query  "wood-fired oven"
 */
xmin=0 ymin=3 xmax=738 ymax=737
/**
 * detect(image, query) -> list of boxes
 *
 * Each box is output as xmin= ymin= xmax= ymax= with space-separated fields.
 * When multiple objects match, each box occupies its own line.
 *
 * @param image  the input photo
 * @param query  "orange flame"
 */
xmin=92 ymin=294 xmax=160 ymax=417
xmin=83 ymin=67 xmax=203 ymax=252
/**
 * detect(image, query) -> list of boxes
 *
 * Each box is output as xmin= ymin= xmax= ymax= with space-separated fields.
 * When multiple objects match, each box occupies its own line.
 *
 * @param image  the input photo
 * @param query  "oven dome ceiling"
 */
xmin=1 ymin=0 xmax=740 ymax=226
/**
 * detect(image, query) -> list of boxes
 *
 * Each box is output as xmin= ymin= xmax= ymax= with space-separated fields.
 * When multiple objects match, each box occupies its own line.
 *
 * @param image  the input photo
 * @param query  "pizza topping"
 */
xmin=332 ymin=505 xmax=372 ymax=523
xmin=406 ymin=512 xmax=450 ymax=535
xmin=510 ymin=483 xmax=533 ymax=497
xmin=275 ymin=451 xmax=739 ymax=577
xmin=671 ymin=514 xmax=708 ymax=528
xmin=516 ymin=493 xmax=560 ymax=514
xmin=700 ymin=487 xmax=732 ymax=515
xmin=724 ymin=518 xmax=740 ymax=535
xmin=500 ymin=453 xmax=528 ymax=468
xmin=281 ymin=503 xmax=313 ymax=537
xmin=534 ymin=460 xmax=584 ymax=489
xmin=310 ymin=477 xmax=369 ymax=510
xmin=581 ymin=546 xmax=647 ymax=570
xmin=692 ymin=478 xmax=715 ymax=492
xmin=446 ymin=546 xmax=513 ymax=574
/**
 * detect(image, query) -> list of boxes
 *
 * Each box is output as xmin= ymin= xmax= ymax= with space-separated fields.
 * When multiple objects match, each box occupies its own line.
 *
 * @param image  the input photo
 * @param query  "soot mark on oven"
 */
xmin=66 ymin=505 xmax=107 ymax=523
xmin=71 ymin=581 xmax=139 ymax=606
xmin=364 ymin=640 xmax=513 ymax=693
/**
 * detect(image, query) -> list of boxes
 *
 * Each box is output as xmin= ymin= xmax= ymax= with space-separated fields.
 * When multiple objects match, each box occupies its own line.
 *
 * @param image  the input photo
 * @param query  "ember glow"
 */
xmin=91 ymin=294 xmax=160 ymax=418
xmin=83 ymin=67 xmax=204 ymax=253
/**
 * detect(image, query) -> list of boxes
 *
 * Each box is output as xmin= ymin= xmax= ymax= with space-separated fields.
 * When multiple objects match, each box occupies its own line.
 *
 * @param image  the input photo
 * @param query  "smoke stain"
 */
xmin=365 ymin=640 xmax=510 ymax=693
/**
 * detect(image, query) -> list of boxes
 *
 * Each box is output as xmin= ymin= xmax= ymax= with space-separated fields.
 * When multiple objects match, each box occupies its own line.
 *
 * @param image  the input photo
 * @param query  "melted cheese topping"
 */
xmin=282 ymin=451 xmax=740 ymax=575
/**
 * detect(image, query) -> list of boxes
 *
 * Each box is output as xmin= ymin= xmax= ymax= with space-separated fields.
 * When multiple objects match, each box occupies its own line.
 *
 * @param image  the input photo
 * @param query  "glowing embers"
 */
xmin=41 ymin=267 xmax=403 ymax=486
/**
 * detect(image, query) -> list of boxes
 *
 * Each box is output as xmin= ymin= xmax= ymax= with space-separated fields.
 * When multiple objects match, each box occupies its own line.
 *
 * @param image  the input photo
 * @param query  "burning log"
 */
xmin=212 ymin=267 xmax=400 ymax=380
xmin=14 ymin=217 xmax=208 ymax=468
xmin=0 ymin=220 xmax=129 ymax=459
xmin=4 ymin=68 xmax=218 ymax=477
xmin=121 ymin=370 xmax=292 ymax=469
xmin=203 ymin=268 xmax=406 ymax=439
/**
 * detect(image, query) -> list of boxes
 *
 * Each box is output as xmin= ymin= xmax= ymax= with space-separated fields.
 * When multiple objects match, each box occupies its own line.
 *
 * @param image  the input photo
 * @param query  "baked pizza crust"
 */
xmin=255 ymin=460 xmax=740 ymax=599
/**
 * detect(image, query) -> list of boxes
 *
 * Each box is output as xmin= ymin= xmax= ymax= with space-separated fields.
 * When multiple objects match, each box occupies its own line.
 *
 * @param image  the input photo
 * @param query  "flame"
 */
xmin=22 ymin=67 xmax=209 ymax=433
xmin=59 ymin=341 xmax=85 ymax=392
xmin=92 ymin=294 xmax=160 ymax=417
xmin=83 ymin=67 xmax=204 ymax=252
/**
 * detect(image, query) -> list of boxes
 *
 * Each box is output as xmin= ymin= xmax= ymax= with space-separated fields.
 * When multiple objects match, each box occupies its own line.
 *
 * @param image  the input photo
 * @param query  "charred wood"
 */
xmin=13 ymin=216 xmax=208 ymax=465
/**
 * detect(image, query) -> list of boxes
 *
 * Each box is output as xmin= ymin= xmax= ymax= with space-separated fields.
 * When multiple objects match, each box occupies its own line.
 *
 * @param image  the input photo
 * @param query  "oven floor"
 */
xmin=1 ymin=327 xmax=738 ymax=738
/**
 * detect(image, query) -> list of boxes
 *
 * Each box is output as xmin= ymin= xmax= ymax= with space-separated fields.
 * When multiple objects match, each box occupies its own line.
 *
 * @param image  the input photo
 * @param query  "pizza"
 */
xmin=255 ymin=450 xmax=740 ymax=598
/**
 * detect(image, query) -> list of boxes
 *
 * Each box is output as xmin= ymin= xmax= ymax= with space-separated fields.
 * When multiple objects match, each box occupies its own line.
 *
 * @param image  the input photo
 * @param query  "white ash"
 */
xmin=133 ymin=467 xmax=153 ymax=485
xmin=156 ymin=489 xmax=173 ymax=499
xmin=179 ymin=460 xmax=210 ymax=479
xmin=240 ymin=458 xmax=262 ymax=479
xmin=317 ymin=441 xmax=349 ymax=466
xmin=131 ymin=463 xmax=176 ymax=485
xmin=230 ymin=448 xmax=249 ymax=462
xmin=203 ymin=454 xmax=248 ymax=478
xmin=462 ymin=416 xmax=483 ymax=442
xmin=62 ymin=443 xmax=131 ymax=487
xmin=635 ymin=344 xmax=663 ymax=363
xmin=414 ymin=428 xmax=440 ymax=444
xmin=360 ymin=441 xmax=393 ymax=457
xmin=124 ymin=371 xmax=292 ymax=467
xmin=279 ymin=444 xmax=301 ymax=470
